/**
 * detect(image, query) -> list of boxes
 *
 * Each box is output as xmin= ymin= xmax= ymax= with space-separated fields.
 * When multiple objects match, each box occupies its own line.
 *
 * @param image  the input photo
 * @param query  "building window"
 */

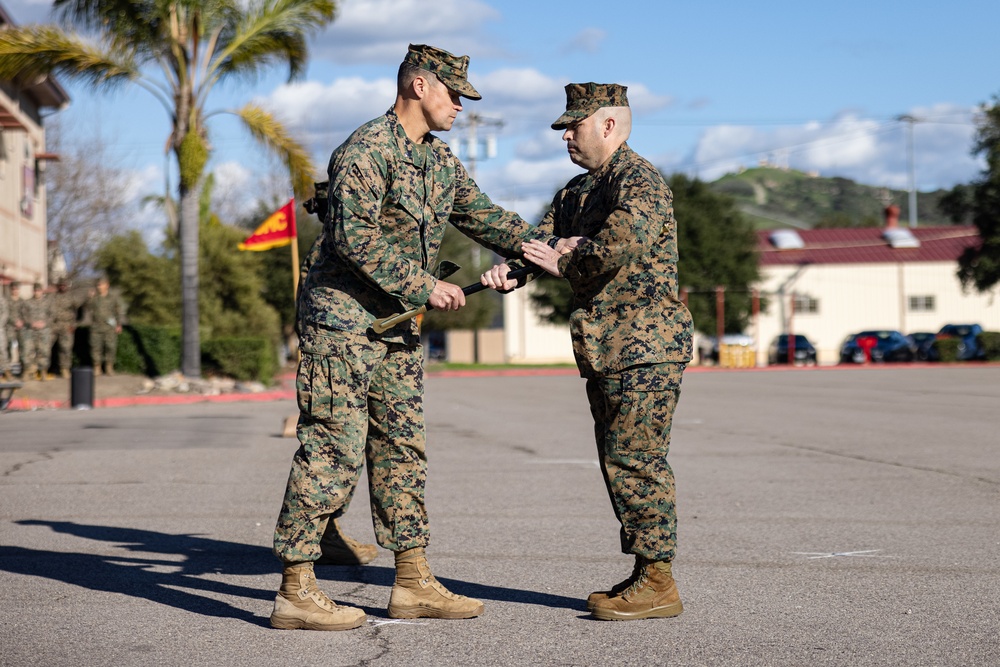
xmin=793 ymin=295 xmax=819 ymax=314
xmin=909 ymin=295 xmax=935 ymax=312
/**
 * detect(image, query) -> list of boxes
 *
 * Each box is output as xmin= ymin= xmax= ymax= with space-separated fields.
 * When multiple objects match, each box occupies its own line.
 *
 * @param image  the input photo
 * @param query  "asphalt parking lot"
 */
xmin=1 ymin=365 xmax=998 ymax=666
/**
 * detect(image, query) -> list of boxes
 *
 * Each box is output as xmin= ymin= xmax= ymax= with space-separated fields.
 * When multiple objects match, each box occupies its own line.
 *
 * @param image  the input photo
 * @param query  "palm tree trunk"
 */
xmin=179 ymin=178 xmax=202 ymax=378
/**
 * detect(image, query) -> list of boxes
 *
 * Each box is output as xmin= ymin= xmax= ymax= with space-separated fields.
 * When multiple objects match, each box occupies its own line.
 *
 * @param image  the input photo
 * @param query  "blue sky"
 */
xmin=7 ymin=0 xmax=1000 ymax=228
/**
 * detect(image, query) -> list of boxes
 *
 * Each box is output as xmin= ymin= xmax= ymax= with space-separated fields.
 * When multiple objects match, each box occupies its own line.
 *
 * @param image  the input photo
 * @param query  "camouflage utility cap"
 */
xmin=551 ymin=82 xmax=629 ymax=130
xmin=404 ymin=44 xmax=481 ymax=100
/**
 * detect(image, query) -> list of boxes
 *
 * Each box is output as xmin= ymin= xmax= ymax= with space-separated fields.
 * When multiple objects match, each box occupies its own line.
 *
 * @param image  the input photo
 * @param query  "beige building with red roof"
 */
xmin=754 ymin=224 xmax=999 ymax=365
xmin=498 ymin=222 xmax=998 ymax=367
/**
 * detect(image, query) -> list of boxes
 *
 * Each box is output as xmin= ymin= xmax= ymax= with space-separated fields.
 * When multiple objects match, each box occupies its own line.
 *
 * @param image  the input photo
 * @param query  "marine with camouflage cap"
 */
xmin=483 ymin=82 xmax=695 ymax=621
xmin=86 ymin=276 xmax=126 ymax=376
xmin=50 ymin=278 xmax=83 ymax=379
xmin=270 ymin=43 xmax=565 ymax=632
xmin=18 ymin=283 xmax=52 ymax=381
xmin=0 ymin=279 xmax=11 ymax=381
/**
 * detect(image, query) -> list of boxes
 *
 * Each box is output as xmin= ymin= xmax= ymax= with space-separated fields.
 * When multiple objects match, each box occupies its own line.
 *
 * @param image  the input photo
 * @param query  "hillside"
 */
xmin=708 ymin=166 xmax=956 ymax=229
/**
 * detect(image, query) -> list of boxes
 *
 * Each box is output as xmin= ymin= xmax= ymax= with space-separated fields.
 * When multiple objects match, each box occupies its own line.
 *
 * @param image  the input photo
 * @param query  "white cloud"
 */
xmin=688 ymin=105 xmax=982 ymax=189
xmin=316 ymin=0 xmax=501 ymax=64
xmin=259 ymin=77 xmax=397 ymax=153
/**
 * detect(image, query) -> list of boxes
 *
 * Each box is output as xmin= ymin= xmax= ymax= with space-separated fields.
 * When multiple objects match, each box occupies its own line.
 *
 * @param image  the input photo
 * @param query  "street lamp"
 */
xmin=896 ymin=114 xmax=919 ymax=228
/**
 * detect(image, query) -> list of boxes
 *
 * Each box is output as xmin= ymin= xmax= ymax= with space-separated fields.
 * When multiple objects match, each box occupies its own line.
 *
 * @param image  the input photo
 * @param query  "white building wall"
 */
xmin=502 ymin=282 xmax=575 ymax=364
xmin=499 ymin=258 xmax=1000 ymax=367
xmin=756 ymin=261 xmax=1000 ymax=365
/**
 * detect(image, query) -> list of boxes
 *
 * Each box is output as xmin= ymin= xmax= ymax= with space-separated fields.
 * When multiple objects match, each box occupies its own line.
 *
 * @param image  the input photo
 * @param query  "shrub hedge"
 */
xmin=931 ymin=337 xmax=961 ymax=362
xmin=201 ymin=337 xmax=277 ymax=383
xmin=979 ymin=332 xmax=1000 ymax=361
xmin=70 ymin=325 xmax=275 ymax=382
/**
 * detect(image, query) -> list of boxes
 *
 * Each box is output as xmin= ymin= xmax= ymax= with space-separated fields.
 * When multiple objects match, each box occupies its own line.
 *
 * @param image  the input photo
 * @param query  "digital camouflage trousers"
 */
xmin=273 ymin=331 xmax=428 ymax=563
xmin=585 ymin=362 xmax=686 ymax=562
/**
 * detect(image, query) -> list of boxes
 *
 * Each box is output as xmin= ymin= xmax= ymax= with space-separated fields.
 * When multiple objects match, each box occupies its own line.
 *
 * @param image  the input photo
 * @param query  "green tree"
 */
xmin=97 ymin=173 xmax=283 ymax=350
xmin=0 ymin=0 xmax=334 ymax=377
xmin=96 ymin=230 xmax=180 ymax=326
xmin=422 ymin=226 xmax=500 ymax=332
xmin=528 ymin=173 xmax=761 ymax=336
xmin=941 ymin=94 xmax=1000 ymax=291
xmin=672 ymin=173 xmax=761 ymax=335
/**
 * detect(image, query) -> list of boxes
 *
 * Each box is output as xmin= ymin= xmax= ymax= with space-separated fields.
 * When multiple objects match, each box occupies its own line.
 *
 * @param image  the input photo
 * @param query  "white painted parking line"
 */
xmin=791 ymin=549 xmax=890 ymax=559
xmin=368 ymin=618 xmax=427 ymax=627
xmin=526 ymin=459 xmax=600 ymax=468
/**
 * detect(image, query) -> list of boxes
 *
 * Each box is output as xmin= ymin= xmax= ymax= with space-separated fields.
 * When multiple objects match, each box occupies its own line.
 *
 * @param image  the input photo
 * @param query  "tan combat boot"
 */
xmin=269 ymin=562 xmax=366 ymax=631
xmin=93 ymin=367 xmax=102 ymax=377
xmin=591 ymin=560 xmax=683 ymax=621
xmin=61 ymin=369 xmax=70 ymax=379
xmin=24 ymin=366 xmax=36 ymax=381
xmin=586 ymin=554 xmax=642 ymax=611
xmin=387 ymin=547 xmax=483 ymax=619
xmin=316 ymin=519 xmax=378 ymax=565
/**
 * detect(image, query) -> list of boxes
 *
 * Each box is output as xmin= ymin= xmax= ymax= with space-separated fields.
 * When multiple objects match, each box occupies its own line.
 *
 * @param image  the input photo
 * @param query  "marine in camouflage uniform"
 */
xmin=270 ymin=44 xmax=560 ymax=632
xmin=3 ymin=283 xmax=22 ymax=379
xmin=18 ymin=283 xmax=52 ymax=380
xmin=50 ymin=280 xmax=82 ymax=378
xmin=87 ymin=277 xmax=126 ymax=375
xmin=485 ymin=83 xmax=694 ymax=621
xmin=0 ymin=282 xmax=10 ymax=380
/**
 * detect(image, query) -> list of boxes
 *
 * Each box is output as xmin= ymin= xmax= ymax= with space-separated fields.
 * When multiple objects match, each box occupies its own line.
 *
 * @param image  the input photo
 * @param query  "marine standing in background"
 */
xmin=87 ymin=276 xmax=126 ymax=376
xmin=270 ymin=43 xmax=563 ymax=632
xmin=18 ymin=283 xmax=52 ymax=381
xmin=50 ymin=279 xmax=82 ymax=379
xmin=6 ymin=282 xmax=23 ymax=379
xmin=482 ymin=83 xmax=694 ymax=621
xmin=0 ymin=279 xmax=11 ymax=381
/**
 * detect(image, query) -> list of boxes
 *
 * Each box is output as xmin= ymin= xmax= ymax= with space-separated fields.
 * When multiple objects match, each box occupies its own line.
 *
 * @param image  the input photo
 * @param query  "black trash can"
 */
xmin=71 ymin=366 xmax=94 ymax=410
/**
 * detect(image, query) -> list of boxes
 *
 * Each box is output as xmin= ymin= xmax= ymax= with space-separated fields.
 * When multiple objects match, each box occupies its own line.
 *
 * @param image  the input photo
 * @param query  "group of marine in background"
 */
xmin=0 ymin=276 xmax=126 ymax=382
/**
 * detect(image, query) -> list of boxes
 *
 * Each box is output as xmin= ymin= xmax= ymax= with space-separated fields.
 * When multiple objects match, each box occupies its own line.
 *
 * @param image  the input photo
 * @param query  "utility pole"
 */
xmin=896 ymin=114 xmax=919 ymax=228
xmin=453 ymin=112 xmax=503 ymax=363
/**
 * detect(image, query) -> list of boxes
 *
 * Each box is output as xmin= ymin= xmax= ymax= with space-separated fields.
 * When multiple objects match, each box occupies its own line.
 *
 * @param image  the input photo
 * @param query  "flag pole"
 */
xmin=291 ymin=232 xmax=300 ymax=299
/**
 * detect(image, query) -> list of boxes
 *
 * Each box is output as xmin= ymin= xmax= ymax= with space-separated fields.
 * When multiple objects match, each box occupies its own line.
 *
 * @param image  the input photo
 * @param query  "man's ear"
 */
xmin=412 ymin=75 xmax=428 ymax=99
xmin=603 ymin=116 xmax=616 ymax=138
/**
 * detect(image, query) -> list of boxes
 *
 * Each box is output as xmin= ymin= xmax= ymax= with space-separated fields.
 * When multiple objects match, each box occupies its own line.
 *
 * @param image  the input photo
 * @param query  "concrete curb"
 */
xmin=6 ymin=361 xmax=993 ymax=411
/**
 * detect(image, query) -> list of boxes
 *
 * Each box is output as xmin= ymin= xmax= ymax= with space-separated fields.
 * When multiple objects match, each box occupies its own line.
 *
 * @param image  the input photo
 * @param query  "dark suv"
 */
xmin=768 ymin=334 xmax=818 ymax=365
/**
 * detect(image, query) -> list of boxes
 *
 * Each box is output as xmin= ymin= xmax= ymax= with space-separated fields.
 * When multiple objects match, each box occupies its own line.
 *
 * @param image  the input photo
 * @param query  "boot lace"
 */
xmin=622 ymin=568 xmax=650 ymax=599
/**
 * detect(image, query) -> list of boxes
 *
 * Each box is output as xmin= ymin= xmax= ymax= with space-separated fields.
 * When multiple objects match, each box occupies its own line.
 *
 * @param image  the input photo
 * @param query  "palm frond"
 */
xmin=235 ymin=102 xmax=317 ymax=199
xmin=52 ymin=0 xmax=163 ymax=51
xmin=0 ymin=25 xmax=138 ymax=87
xmin=210 ymin=0 xmax=335 ymax=84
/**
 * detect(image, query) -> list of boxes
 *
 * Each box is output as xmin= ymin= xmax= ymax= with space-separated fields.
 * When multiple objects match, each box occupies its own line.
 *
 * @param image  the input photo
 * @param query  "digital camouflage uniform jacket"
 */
xmin=18 ymin=295 xmax=50 ymax=329
xmin=535 ymin=143 xmax=693 ymax=377
xmin=299 ymin=108 xmax=553 ymax=345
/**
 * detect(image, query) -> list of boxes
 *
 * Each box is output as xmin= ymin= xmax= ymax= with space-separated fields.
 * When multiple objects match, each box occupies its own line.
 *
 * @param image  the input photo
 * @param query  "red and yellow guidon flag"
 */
xmin=239 ymin=199 xmax=297 ymax=251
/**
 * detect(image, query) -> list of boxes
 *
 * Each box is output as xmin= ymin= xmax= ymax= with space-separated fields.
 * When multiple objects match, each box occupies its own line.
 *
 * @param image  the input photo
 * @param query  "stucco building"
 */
xmin=0 ymin=4 xmax=70 ymax=288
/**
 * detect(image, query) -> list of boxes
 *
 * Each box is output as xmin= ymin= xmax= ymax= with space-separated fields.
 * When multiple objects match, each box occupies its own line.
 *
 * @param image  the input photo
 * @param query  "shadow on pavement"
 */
xmin=5 ymin=520 xmax=583 ymax=623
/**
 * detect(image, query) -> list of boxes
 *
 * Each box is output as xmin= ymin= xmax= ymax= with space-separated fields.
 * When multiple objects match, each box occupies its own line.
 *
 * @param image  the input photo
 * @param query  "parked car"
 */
xmin=839 ymin=330 xmax=916 ymax=364
xmin=767 ymin=334 xmax=818 ymax=365
xmin=932 ymin=323 xmax=985 ymax=361
xmin=907 ymin=332 xmax=937 ymax=361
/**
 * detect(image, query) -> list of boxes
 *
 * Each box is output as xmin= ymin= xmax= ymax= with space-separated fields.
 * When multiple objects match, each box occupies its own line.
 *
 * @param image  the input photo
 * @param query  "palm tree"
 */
xmin=0 ymin=0 xmax=334 ymax=377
